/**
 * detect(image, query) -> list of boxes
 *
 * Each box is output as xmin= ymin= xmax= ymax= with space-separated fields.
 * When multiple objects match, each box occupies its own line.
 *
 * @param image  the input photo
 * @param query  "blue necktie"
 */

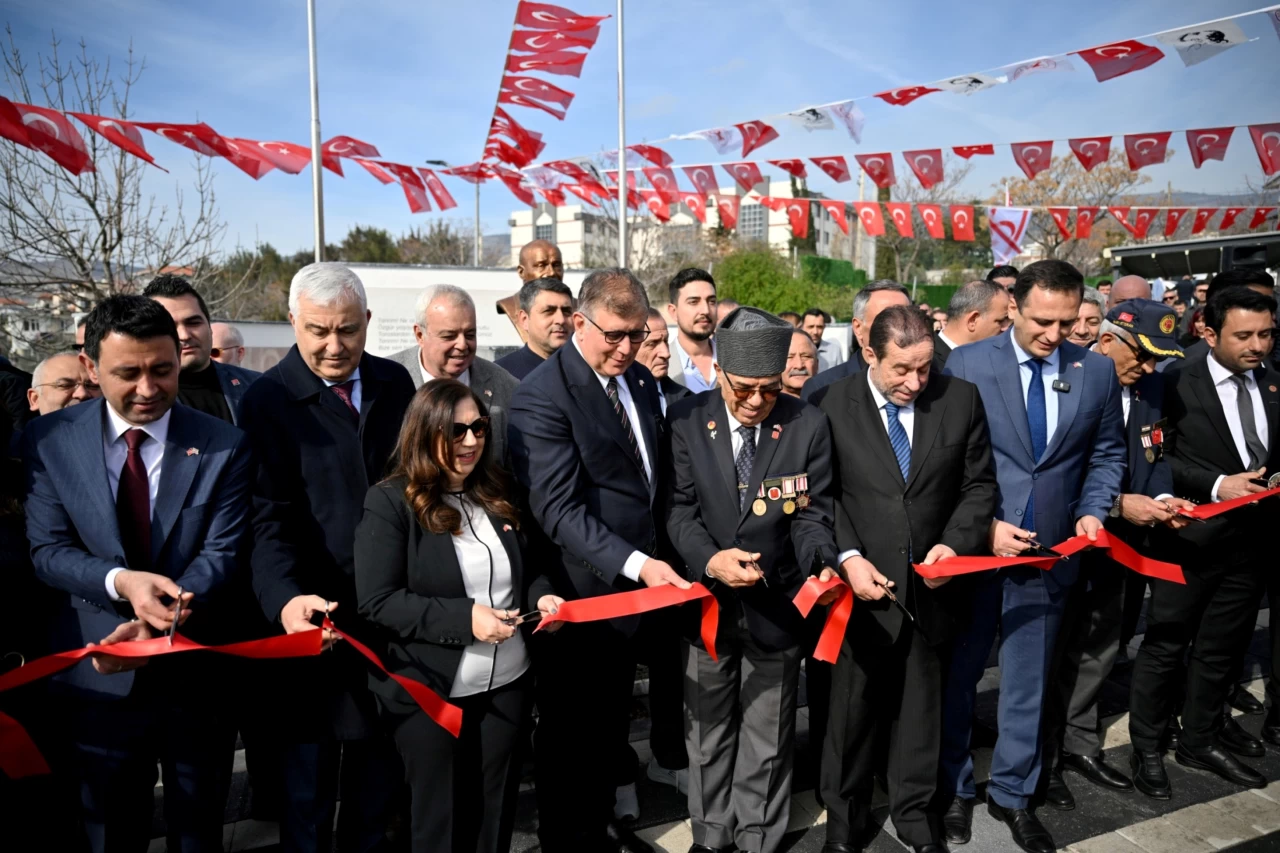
xmin=1025 ymin=358 xmax=1047 ymax=529
xmin=884 ymin=401 xmax=911 ymax=482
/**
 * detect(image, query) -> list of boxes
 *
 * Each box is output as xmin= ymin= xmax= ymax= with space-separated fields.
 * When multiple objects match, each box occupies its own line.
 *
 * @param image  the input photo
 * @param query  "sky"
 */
xmin=5 ymin=0 xmax=1280 ymax=258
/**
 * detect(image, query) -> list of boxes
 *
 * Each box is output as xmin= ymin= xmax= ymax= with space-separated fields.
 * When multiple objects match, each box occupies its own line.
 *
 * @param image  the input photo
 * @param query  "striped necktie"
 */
xmin=883 ymin=401 xmax=911 ymax=481
xmin=606 ymin=377 xmax=649 ymax=486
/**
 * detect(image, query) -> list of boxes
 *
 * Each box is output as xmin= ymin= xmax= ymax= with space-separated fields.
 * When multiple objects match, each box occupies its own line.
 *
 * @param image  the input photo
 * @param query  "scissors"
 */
xmin=167 ymin=586 xmax=184 ymax=646
xmin=874 ymin=580 xmax=915 ymax=623
xmin=502 ymin=610 xmax=544 ymax=626
xmin=1017 ymin=536 xmax=1064 ymax=559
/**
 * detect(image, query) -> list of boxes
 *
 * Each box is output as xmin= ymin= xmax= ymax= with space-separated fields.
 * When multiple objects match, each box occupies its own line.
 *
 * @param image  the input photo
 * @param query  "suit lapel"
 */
xmin=905 ymin=382 xmax=946 ymax=493
xmin=152 ymin=407 xmax=208 ymax=557
xmin=488 ymin=512 xmax=523 ymax=595
xmin=358 ymin=357 xmax=382 ymax=432
xmin=847 ymin=374 xmax=904 ymax=487
xmin=627 ymin=365 xmax=660 ymax=495
xmin=990 ymin=335 xmax=1036 ymax=463
xmin=71 ymin=400 xmax=123 ymax=552
xmin=562 ymin=344 xmax=646 ymax=481
xmin=1188 ymin=358 xmax=1239 ymax=458
xmin=705 ymin=399 xmax=741 ymax=509
xmin=1257 ymin=367 xmax=1279 ymax=452
xmin=1042 ymin=353 xmax=1083 ymax=463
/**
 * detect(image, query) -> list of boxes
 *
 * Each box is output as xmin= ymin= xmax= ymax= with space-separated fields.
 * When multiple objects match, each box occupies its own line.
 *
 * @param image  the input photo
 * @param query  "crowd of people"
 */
xmin=1 ymin=237 xmax=1278 ymax=853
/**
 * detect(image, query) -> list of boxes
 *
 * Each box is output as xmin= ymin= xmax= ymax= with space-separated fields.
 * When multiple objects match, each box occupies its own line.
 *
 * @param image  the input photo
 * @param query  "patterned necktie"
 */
xmin=1229 ymin=374 xmax=1268 ymax=469
xmin=735 ymin=426 xmax=756 ymax=509
xmin=606 ymin=377 xmax=649 ymax=485
xmin=883 ymin=401 xmax=911 ymax=481
xmin=1025 ymin=358 xmax=1048 ymax=529
xmin=331 ymin=379 xmax=359 ymax=424
xmin=116 ymin=428 xmax=152 ymax=570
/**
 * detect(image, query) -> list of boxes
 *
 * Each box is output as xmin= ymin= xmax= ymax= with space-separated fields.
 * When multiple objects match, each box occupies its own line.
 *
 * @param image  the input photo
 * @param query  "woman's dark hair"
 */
xmin=83 ymin=295 xmax=180 ymax=362
xmin=388 ymin=379 xmax=519 ymax=536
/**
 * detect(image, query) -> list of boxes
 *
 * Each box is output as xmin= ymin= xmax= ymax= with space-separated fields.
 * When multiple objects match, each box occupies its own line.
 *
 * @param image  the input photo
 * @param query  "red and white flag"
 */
xmin=233 ymin=139 xmax=310 ymax=174
xmin=1068 ymin=137 xmax=1111 ymax=172
xmin=1164 ymin=208 xmax=1189 ymax=237
xmin=382 ymin=162 xmax=432 ymax=213
xmin=135 ymin=121 xmax=233 ymax=159
xmin=811 ymin=155 xmax=851 ymax=183
xmin=515 ymin=2 xmax=608 ymax=31
xmin=1048 ymin=207 xmax=1073 ymax=240
xmin=722 ymin=161 xmax=764 ymax=192
xmin=987 ymin=207 xmax=1030 ymax=261
xmin=852 ymin=202 xmax=885 ymax=237
xmin=544 ymin=159 xmax=592 ymax=181
xmin=1185 ymin=127 xmax=1234 ymax=168
xmin=562 ymin=183 xmax=600 ymax=206
xmin=819 ymin=200 xmax=849 ymax=235
xmin=1005 ymin=56 xmax=1076 ymax=82
xmin=1220 ymin=207 xmax=1246 ymax=230
xmin=1074 ymin=40 xmax=1165 ymax=83
xmin=874 ymin=86 xmax=939 ymax=106
xmin=492 ymin=166 xmax=537 ymax=205
xmin=683 ymin=165 xmax=719 ymax=197
xmin=15 ymin=104 xmax=95 ymax=175
xmin=854 ymin=153 xmax=895 ymax=188
xmin=1131 ymin=208 xmax=1158 ymax=239
xmin=640 ymin=189 xmax=671 ymax=222
xmin=419 ymin=169 xmax=458 ymax=210
xmin=1249 ymin=124 xmax=1280 ymax=175
xmin=886 ymin=202 xmax=914 ymax=238
xmin=1191 ymin=208 xmax=1217 ymax=235
xmin=537 ymin=186 xmax=567 ymax=207
xmin=679 ymin=191 xmax=707 ymax=223
xmin=441 ymin=162 xmax=492 ymax=183
xmin=736 ymin=120 xmax=779 ymax=156
xmin=828 ymin=100 xmax=866 ymax=143
xmin=684 ymin=127 xmax=740 ymax=155
xmin=510 ymin=27 xmax=599 ymax=53
xmin=953 ymin=144 xmax=994 ymax=159
xmin=1124 ymin=132 xmax=1171 ymax=170
xmin=769 ymin=159 xmax=807 ymax=178
xmin=917 ymin=203 xmax=945 ymax=238
xmin=785 ymin=199 xmax=810 ymax=239
xmin=642 ymin=167 xmax=680 ymax=203
xmin=1076 ymin=206 xmax=1099 ymax=239
xmin=755 ymin=195 xmax=787 ymax=213
xmin=321 ymin=135 xmax=380 ymax=176
xmin=353 ymin=158 xmax=396 ymax=184
xmin=490 ymin=107 xmax=545 ymax=154
xmin=1011 ymin=141 xmax=1053 ymax=179
xmin=502 ymin=75 xmax=575 ymax=108
xmin=1250 ymin=208 xmax=1277 ymax=230
xmin=1108 ymin=207 xmax=1138 ymax=238
xmin=902 ymin=149 xmax=944 ymax=189
xmin=486 ymin=138 xmax=536 ymax=169
xmin=951 ymin=205 xmax=977 ymax=242
xmin=605 ymin=169 xmax=636 ymax=189
xmin=505 ymin=51 xmax=587 ymax=77
xmin=68 ymin=112 xmax=164 ymax=170
xmin=0 ymin=96 xmax=34 ymax=150
xmin=498 ymin=91 xmax=567 ymax=120
xmin=630 ymin=144 xmax=673 ymax=167
xmin=221 ymin=139 xmax=278 ymax=180
xmin=712 ymin=194 xmax=740 ymax=229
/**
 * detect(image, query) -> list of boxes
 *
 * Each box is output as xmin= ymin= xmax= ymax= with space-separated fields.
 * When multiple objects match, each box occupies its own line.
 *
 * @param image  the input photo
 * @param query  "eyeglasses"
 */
xmin=35 ymin=379 xmax=100 ymax=393
xmin=209 ymin=348 xmax=222 ymax=358
xmin=582 ymin=313 xmax=650 ymax=346
xmin=452 ymin=417 xmax=489 ymax=441
xmin=724 ymin=377 xmax=783 ymax=402
xmin=1117 ymin=335 xmax=1156 ymax=364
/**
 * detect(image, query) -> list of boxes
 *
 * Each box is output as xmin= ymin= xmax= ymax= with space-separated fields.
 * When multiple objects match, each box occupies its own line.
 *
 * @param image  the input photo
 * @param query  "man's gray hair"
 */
xmin=578 ymin=268 xmax=649 ymax=320
xmin=852 ymin=279 xmax=910 ymax=321
xmin=1098 ymin=319 xmax=1134 ymax=344
xmin=32 ymin=351 xmax=81 ymax=387
xmin=213 ymin=322 xmax=244 ymax=348
xmin=947 ymin=279 xmax=1007 ymax=321
xmin=869 ymin=305 xmax=934 ymax=359
xmin=289 ymin=263 xmax=367 ymax=315
xmin=1081 ymin=286 xmax=1106 ymax=314
xmin=415 ymin=284 xmax=475 ymax=327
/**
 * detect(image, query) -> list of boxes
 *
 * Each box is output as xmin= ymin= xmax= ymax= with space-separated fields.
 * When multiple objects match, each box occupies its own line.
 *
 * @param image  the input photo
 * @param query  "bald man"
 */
xmin=1107 ymin=275 xmax=1151 ymax=309
xmin=211 ymin=322 xmax=246 ymax=366
xmin=517 ymin=239 xmax=564 ymax=283
xmin=27 ymin=352 xmax=99 ymax=415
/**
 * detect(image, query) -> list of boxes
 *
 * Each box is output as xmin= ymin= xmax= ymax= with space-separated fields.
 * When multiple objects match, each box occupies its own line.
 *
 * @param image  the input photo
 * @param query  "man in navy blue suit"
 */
xmin=24 ymin=295 xmax=253 ymax=853
xmin=939 ymin=260 xmax=1125 ymax=853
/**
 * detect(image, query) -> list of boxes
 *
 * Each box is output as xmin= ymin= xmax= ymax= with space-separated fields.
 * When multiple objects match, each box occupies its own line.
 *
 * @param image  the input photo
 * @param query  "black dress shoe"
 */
xmin=1176 ymin=742 xmax=1266 ymax=788
xmin=607 ymin=821 xmax=656 ymax=853
xmin=1228 ymin=685 xmax=1265 ymax=715
xmin=1160 ymin=717 xmax=1181 ymax=752
xmin=943 ymin=796 xmax=975 ymax=845
xmin=1264 ymin=706 xmax=1280 ymax=746
xmin=1130 ymin=749 xmax=1171 ymax=800
xmin=689 ymin=846 xmax=735 ymax=853
xmin=1043 ymin=769 xmax=1075 ymax=810
xmin=987 ymin=801 xmax=1055 ymax=853
xmin=1061 ymin=751 xmax=1133 ymax=791
xmin=1219 ymin=709 xmax=1265 ymax=758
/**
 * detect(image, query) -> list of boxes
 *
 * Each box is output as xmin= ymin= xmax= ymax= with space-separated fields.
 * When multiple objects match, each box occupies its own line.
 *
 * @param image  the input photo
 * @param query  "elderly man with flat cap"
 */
xmin=666 ymin=306 xmax=841 ymax=853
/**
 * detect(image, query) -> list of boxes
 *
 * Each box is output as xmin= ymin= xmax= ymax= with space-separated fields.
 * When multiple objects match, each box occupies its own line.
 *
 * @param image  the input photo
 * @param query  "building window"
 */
xmin=535 ymin=223 xmax=554 ymax=242
xmin=22 ymin=318 xmax=39 ymax=332
xmin=738 ymin=203 xmax=767 ymax=241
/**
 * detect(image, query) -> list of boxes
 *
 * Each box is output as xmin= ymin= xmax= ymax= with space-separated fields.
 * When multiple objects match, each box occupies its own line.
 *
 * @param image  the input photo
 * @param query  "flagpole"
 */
xmin=475 ymin=182 xmax=482 ymax=266
xmin=306 ymin=0 xmax=325 ymax=262
xmin=616 ymin=0 xmax=627 ymax=269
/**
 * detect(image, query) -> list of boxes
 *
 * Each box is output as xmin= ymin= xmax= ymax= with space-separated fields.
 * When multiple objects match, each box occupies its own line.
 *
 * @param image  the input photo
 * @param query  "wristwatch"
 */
xmin=1109 ymin=494 xmax=1123 ymax=519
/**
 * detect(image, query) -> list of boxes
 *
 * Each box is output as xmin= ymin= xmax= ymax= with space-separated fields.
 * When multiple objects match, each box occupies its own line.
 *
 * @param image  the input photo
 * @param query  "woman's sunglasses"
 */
xmin=452 ymin=417 xmax=489 ymax=441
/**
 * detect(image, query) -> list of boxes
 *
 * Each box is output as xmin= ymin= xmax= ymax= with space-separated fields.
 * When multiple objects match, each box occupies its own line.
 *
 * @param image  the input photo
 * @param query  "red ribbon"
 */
xmin=535 ymin=583 xmax=720 ymax=661
xmin=1177 ymin=485 xmax=1280 ymax=520
xmin=792 ymin=576 xmax=852 ymax=663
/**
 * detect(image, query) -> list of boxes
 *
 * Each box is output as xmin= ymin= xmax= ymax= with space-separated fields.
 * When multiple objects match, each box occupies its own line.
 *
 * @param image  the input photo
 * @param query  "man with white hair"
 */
xmin=211 ymin=322 xmax=247 ymax=366
xmin=1067 ymin=287 xmax=1107 ymax=347
xmin=27 ymin=351 xmax=100 ymax=415
xmin=390 ymin=283 xmax=519 ymax=461
xmin=240 ymin=262 xmax=416 ymax=853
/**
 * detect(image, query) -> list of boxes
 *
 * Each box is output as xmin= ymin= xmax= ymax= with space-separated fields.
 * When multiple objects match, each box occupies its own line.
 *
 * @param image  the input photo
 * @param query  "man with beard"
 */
xmin=803 ymin=309 xmax=845 ymax=372
xmin=496 ymin=276 xmax=575 ymax=380
xmin=635 ymin=307 xmax=690 ymax=415
xmin=666 ymin=268 xmax=719 ymax=394
xmin=1067 ymin=287 xmax=1107 ymax=348
xmin=782 ymin=330 xmax=818 ymax=398
xmin=803 ymin=281 xmax=911 ymax=406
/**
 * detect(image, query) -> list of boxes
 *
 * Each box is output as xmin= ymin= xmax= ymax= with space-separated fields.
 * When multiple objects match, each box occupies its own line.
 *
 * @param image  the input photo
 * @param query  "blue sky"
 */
xmin=5 ymin=0 xmax=1279 ymax=256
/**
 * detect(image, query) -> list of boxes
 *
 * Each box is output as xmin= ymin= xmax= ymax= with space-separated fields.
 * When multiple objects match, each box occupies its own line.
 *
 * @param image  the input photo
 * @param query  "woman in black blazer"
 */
xmin=354 ymin=379 xmax=563 ymax=853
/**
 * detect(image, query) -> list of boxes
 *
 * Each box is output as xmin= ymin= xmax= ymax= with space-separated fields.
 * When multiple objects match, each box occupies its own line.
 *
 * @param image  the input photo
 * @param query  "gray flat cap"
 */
xmin=716 ymin=306 xmax=792 ymax=377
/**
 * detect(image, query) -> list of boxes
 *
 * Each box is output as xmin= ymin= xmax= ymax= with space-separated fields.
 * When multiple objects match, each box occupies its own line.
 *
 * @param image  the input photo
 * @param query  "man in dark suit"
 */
xmin=666 ymin=307 xmax=840 ymax=853
xmin=818 ymin=306 xmax=997 ymax=853
xmin=936 ymin=279 xmax=1010 ymax=370
xmin=1129 ymin=286 xmax=1280 ymax=797
xmin=1175 ymin=270 xmax=1279 ymax=371
xmin=1042 ymin=301 xmax=1196 ymax=809
xmin=495 ymin=275 xmax=575 ymax=380
xmin=803 ymin=280 xmax=910 ymax=406
xmin=508 ymin=268 xmax=692 ymax=852
xmin=24 ymin=295 xmax=253 ymax=853
xmin=636 ymin=307 xmax=691 ymax=416
xmin=241 ymin=263 xmax=417 ymax=853
xmin=940 ymin=260 xmax=1125 ymax=853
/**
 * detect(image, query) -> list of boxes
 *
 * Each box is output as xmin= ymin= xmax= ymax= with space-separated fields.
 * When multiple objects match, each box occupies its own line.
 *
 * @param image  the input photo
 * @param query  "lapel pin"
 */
xmin=186 ymin=447 xmax=199 ymax=457
xmin=1071 ymin=361 xmax=1082 ymax=369
xmin=230 ymin=378 xmax=241 ymax=386
xmin=1271 ymin=385 xmax=1277 ymax=393
xmin=502 ymin=524 xmax=513 ymax=532
xmin=638 ymin=379 xmax=645 ymax=387
xmin=484 ymin=389 xmax=493 ymax=397
xmin=707 ymin=419 xmax=717 ymax=439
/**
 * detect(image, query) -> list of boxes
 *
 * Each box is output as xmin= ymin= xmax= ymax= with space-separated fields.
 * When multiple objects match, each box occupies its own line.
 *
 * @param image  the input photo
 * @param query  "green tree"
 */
xmin=336 ymin=225 xmax=402 ymax=264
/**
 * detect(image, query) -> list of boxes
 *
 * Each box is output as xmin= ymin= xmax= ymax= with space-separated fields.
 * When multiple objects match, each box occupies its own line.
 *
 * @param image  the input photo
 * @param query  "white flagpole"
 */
xmin=306 ymin=0 xmax=325 ymax=262
xmin=616 ymin=0 xmax=627 ymax=268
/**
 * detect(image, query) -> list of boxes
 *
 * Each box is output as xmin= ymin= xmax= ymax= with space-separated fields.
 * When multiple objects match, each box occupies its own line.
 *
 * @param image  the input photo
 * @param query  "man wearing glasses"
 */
xmin=27 ymin=351 xmax=101 ymax=415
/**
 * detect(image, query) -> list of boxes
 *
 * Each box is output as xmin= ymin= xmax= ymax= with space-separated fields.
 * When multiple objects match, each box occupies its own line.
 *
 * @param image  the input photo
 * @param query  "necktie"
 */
xmin=1229 ymin=374 xmax=1268 ymax=469
xmin=116 ymin=428 xmax=152 ymax=571
xmin=331 ymin=379 xmax=359 ymax=424
xmin=884 ymin=401 xmax=911 ymax=481
xmin=1025 ymin=358 xmax=1047 ymax=530
xmin=735 ymin=426 xmax=756 ymax=509
xmin=606 ymin=377 xmax=649 ymax=486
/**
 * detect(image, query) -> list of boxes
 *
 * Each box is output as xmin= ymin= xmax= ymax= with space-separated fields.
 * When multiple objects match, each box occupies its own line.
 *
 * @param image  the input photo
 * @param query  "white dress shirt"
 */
xmin=321 ymin=366 xmax=363 ymax=412
xmin=572 ymin=336 xmax=653 ymax=582
xmin=937 ymin=331 xmax=961 ymax=353
xmin=673 ymin=336 xmax=717 ymax=394
xmin=418 ymin=350 xmax=471 ymax=390
xmin=838 ymin=372 xmax=916 ymax=565
xmin=103 ymin=405 xmax=171 ymax=600
xmin=1010 ymin=333 xmax=1061 ymax=452
xmin=445 ymin=494 xmax=530 ymax=698
xmin=726 ymin=401 xmax=762 ymax=462
xmin=1207 ymin=352 xmax=1269 ymax=501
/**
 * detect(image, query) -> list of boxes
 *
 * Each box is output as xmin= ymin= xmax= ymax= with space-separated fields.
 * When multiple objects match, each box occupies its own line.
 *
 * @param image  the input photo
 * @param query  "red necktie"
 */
xmin=116 ymin=428 xmax=152 ymax=570
xmin=331 ymin=380 xmax=359 ymax=423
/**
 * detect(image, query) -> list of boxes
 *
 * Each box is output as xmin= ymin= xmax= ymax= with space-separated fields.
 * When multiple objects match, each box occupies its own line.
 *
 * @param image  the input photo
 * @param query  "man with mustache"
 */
xmin=1067 ymin=287 xmax=1107 ymax=348
xmin=496 ymin=276 xmax=575 ymax=381
xmin=666 ymin=268 xmax=719 ymax=394
xmin=782 ymin=330 xmax=818 ymax=398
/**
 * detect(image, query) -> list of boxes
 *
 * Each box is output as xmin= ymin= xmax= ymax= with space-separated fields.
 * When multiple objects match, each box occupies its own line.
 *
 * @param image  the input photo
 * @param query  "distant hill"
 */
xmin=1129 ymin=190 xmax=1266 ymax=206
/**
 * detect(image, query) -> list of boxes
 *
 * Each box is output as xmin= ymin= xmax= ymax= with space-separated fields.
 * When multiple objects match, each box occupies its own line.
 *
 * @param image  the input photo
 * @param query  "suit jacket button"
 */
xmin=1033 ymin=473 xmax=1039 ymax=480
xmin=1015 ymin=508 xmax=1023 ymax=516
xmin=899 ymin=547 xmax=907 ymax=555
xmin=903 ymin=498 xmax=912 ymax=506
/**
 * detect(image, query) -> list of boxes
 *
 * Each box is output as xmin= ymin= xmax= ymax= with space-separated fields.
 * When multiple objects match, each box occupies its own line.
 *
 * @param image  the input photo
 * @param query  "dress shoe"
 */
xmin=607 ymin=821 xmax=655 ymax=853
xmin=1176 ymin=742 xmax=1266 ymax=788
xmin=613 ymin=782 xmax=639 ymax=821
xmin=1061 ymin=752 xmax=1133 ymax=791
xmin=1130 ymin=749 xmax=1171 ymax=800
xmin=1043 ymin=769 xmax=1075 ymax=810
xmin=943 ymin=796 xmax=975 ymax=845
xmin=1219 ymin=710 xmax=1265 ymax=758
xmin=1159 ymin=717 xmax=1181 ymax=752
xmin=987 ymin=801 xmax=1056 ymax=853
xmin=820 ymin=844 xmax=858 ymax=853
xmin=1228 ymin=685 xmax=1265 ymax=715
xmin=1263 ymin=706 xmax=1280 ymax=746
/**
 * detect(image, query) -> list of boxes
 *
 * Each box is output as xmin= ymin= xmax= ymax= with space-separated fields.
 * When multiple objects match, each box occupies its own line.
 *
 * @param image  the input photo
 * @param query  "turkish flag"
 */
xmin=1010 ymin=141 xmax=1053 ymax=179
xmin=784 ymin=199 xmax=810 ymax=239
xmin=1108 ymin=207 xmax=1138 ymax=238
xmin=1165 ymin=208 xmax=1188 ymax=237
xmin=232 ymin=139 xmax=310 ymax=174
xmin=886 ymin=202 xmax=914 ymax=237
xmin=441 ymin=162 xmax=492 ymax=183
xmin=1191 ymin=208 xmax=1217 ymax=235
xmin=756 ymin=195 xmax=787 ymax=213
xmin=736 ymin=120 xmax=779 ymax=156
xmin=321 ymin=135 xmax=380 ymax=176
xmin=68 ymin=112 xmax=165 ymax=171
xmin=501 ymin=75 xmax=575 ymax=108
xmin=1186 ymin=127 xmax=1233 ymax=168
xmin=506 ymin=50 xmax=587 ymax=78
xmin=642 ymin=167 xmax=680 ymax=203
xmin=630 ymin=144 xmax=672 ymax=167
xmin=1048 ymin=207 xmax=1072 ymax=240
xmin=679 ymin=191 xmax=707 ymax=223
xmin=538 ymin=186 xmax=567 ymax=207
xmin=1124 ymin=132 xmax=1171 ymax=170
xmin=1074 ymin=40 xmax=1165 ymax=82
xmin=722 ymin=161 xmax=764 ymax=192
xmin=769 ymin=159 xmax=807 ymax=178
xmin=486 ymin=138 xmax=536 ymax=168
xmin=516 ymin=2 xmax=609 ymax=31
xmin=953 ymin=144 xmax=994 ymax=159
xmin=1076 ymin=206 xmax=1099 ymax=239
xmin=950 ymin=205 xmax=976 ymax=241
xmin=220 ymin=139 xmax=278 ymax=180
xmin=903 ymin=149 xmax=944 ymax=189
xmin=544 ymin=159 xmax=591 ymax=180
xmin=498 ymin=91 xmax=567 ymax=120
xmin=492 ymin=166 xmax=537 ymax=205
xmin=712 ymin=194 xmax=740 ymax=229
xmin=419 ymin=169 xmax=458 ymax=210
xmin=383 ymin=163 xmax=432 ymax=213
xmin=820 ymin=200 xmax=849 ymax=234
xmin=1131 ymin=208 xmax=1158 ymax=239
xmin=1221 ymin=207 xmax=1246 ymax=230
xmin=1068 ymin=137 xmax=1111 ymax=172
xmin=917 ymin=204 xmax=945 ymax=238
xmin=353 ymin=158 xmax=396 ymax=184
xmin=136 ymin=121 xmax=233 ymax=159
xmin=1249 ymin=124 xmax=1280 ymax=175
xmin=605 ymin=169 xmax=636 ymax=189
xmin=874 ymin=86 xmax=939 ymax=106
xmin=638 ymin=189 xmax=669 ymax=221
xmin=854 ymin=153 xmax=895 ymax=188
xmin=683 ymin=165 xmax=719 ymax=197
xmin=0 ymin=96 xmax=34 ymax=150
xmin=490 ymin=107 xmax=544 ymax=154
xmin=562 ymin=183 xmax=601 ymax=206
xmin=12 ymin=104 xmax=94 ymax=174
xmin=1250 ymin=208 xmax=1277 ymax=230
xmin=852 ymin=202 xmax=885 ymax=237
xmin=510 ymin=27 xmax=599 ymax=52
xmin=811 ymin=155 xmax=851 ymax=182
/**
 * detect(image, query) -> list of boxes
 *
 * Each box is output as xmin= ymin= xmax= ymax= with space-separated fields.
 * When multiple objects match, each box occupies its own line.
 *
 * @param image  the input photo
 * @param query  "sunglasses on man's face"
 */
xmin=452 ymin=417 xmax=489 ymax=441
xmin=724 ymin=377 xmax=783 ymax=402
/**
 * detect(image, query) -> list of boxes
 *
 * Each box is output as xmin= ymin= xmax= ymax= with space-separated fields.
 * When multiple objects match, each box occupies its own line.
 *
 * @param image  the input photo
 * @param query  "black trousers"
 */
xmin=614 ymin=607 xmax=689 ymax=785
xmin=1129 ymin=550 xmax=1265 ymax=752
xmin=281 ymin=736 xmax=402 ymax=853
xmin=391 ymin=673 xmax=532 ymax=853
xmin=820 ymin=619 xmax=941 ymax=849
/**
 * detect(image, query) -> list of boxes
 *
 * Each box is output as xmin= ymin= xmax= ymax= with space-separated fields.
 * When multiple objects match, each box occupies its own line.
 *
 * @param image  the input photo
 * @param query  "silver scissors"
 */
xmin=167 ymin=586 xmax=184 ymax=646
xmin=874 ymin=580 xmax=915 ymax=623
